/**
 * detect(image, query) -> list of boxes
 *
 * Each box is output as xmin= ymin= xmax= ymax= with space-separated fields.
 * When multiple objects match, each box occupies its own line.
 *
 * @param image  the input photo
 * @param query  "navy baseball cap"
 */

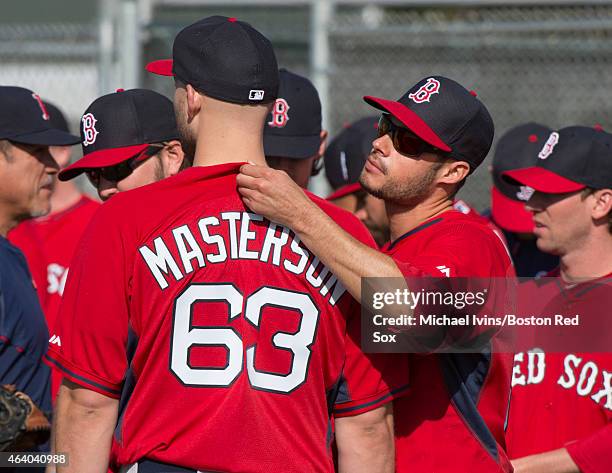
xmin=42 ymin=101 xmax=70 ymax=134
xmin=147 ymin=16 xmax=279 ymax=105
xmin=491 ymin=123 xmax=552 ymax=233
xmin=364 ymin=76 xmax=494 ymax=172
xmin=263 ymin=69 xmax=321 ymax=159
xmin=503 ymin=126 xmax=612 ymax=194
xmin=325 ymin=116 xmax=379 ymax=200
xmin=0 ymin=86 xmax=79 ymax=146
xmin=59 ymin=89 xmax=178 ymax=181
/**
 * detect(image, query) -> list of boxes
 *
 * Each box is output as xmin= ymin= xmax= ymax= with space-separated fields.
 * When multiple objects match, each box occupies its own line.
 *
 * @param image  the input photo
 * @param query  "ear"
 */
xmin=592 ymin=189 xmax=612 ymax=220
xmin=159 ymin=140 xmax=186 ymax=177
xmin=317 ymin=130 xmax=328 ymax=159
xmin=186 ymin=84 xmax=202 ymax=123
xmin=437 ymin=160 xmax=470 ymax=186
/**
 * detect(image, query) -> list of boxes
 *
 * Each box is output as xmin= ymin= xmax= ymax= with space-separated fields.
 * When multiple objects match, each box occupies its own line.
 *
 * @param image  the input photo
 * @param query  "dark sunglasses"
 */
xmin=377 ymin=114 xmax=441 ymax=157
xmin=86 ymin=144 xmax=164 ymax=186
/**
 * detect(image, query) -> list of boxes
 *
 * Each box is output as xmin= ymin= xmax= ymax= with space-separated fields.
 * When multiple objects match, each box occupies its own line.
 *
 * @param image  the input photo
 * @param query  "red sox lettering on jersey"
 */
xmin=267 ymin=98 xmax=290 ymax=128
xmin=81 ymin=113 xmax=99 ymax=146
xmin=138 ymin=211 xmax=346 ymax=304
xmin=408 ymin=78 xmax=441 ymax=104
xmin=513 ymin=351 xmax=612 ymax=411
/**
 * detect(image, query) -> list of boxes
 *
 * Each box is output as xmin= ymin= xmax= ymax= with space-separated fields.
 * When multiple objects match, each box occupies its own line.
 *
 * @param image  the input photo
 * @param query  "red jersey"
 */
xmin=385 ymin=210 xmax=515 ymax=473
xmin=9 ymin=195 xmax=100 ymax=329
xmin=46 ymin=164 xmax=408 ymax=473
xmin=507 ymin=272 xmax=612 ymax=473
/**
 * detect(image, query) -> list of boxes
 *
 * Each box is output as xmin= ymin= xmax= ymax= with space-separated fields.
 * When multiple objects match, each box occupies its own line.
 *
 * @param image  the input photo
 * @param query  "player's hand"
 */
xmin=237 ymin=164 xmax=315 ymax=230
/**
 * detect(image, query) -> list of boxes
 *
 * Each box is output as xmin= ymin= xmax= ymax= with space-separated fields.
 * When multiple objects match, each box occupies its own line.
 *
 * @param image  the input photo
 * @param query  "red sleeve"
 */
xmin=325 ymin=208 xmax=410 ymax=417
xmin=566 ymin=425 xmax=612 ymax=473
xmin=44 ymin=200 xmax=132 ymax=398
xmin=333 ymin=299 xmax=410 ymax=417
xmin=391 ymin=222 xmax=513 ymax=278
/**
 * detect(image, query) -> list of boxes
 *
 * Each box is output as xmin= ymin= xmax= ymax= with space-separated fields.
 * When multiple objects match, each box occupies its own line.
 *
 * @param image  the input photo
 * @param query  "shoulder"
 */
xmin=306 ymin=191 xmax=375 ymax=246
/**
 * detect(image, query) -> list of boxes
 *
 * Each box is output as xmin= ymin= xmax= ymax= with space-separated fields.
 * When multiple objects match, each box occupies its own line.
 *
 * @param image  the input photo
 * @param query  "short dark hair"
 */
xmin=581 ymin=187 xmax=612 ymax=234
xmin=0 ymin=140 xmax=13 ymax=161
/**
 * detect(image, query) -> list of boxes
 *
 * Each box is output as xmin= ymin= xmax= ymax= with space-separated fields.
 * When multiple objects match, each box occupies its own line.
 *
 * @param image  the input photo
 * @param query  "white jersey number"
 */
xmin=171 ymin=283 xmax=319 ymax=393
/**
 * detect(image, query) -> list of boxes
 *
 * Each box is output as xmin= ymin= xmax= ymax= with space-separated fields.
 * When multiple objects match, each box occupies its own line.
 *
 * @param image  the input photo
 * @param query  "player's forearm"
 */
xmin=292 ymin=201 xmax=402 ymax=302
xmin=511 ymin=448 xmax=579 ymax=473
xmin=335 ymin=405 xmax=395 ymax=473
xmin=54 ymin=380 xmax=118 ymax=473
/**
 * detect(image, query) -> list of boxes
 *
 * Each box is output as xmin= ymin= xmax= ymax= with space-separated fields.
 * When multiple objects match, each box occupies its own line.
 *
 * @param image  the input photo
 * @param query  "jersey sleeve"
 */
xmin=44 ymin=202 xmax=131 ymax=398
xmin=391 ymin=222 xmax=513 ymax=278
xmin=332 ymin=298 xmax=410 ymax=417
xmin=325 ymin=208 xmax=410 ymax=417
xmin=566 ymin=424 xmax=612 ymax=473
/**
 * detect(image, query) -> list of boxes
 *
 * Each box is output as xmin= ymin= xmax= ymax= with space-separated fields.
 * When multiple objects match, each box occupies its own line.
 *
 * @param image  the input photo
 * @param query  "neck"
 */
xmin=560 ymin=231 xmax=612 ymax=282
xmin=49 ymin=180 xmax=83 ymax=215
xmin=387 ymin=196 xmax=454 ymax=242
xmin=192 ymin=101 xmax=268 ymax=168
xmin=0 ymin=208 xmax=17 ymax=238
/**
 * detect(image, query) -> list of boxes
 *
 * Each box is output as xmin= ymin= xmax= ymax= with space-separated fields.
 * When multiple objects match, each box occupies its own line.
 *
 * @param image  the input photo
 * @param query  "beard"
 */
xmin=359 ymin=164 xmax=439 ymax=208
xmin=174 ymin=102 xmax=197 ymax=163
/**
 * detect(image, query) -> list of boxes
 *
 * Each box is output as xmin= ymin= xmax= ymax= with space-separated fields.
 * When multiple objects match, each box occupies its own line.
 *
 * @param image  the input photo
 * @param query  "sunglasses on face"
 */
xmin=86 ymin=144 xmax=164 ymax=187
xmin=377 ymin=114 xmax=441 ymax=157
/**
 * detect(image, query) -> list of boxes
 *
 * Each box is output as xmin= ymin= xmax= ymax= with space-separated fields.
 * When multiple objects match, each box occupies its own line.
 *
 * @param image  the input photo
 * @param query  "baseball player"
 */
xmin=47 ymin=16 xmax=408 ymax=473
xmin=324 ymin=117 xmax=390 ymax=246
xmin=238 ymin=76 xmax=516 ymax=472
xmin=486 ymin=123 xmax=559 ymax=277
xmin=503 ymin=126 xmax=612 ymax=473
xmin=264 ymin=68 xmax=327 ymax=189
xmin=58 ymin=88 xmax=186 ymax=201
xmin=0 ymin=86 xmax=80 ymax=465
xmin=8 ymin=101 xmax=100 ymax=401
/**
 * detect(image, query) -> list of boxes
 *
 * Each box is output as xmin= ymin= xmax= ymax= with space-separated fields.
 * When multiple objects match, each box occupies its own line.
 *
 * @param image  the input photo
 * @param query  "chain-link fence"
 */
xmin=0 ymin=23 xmax=99 ymax=133
xmin=144 ymin=2 xmax=612 ymax=209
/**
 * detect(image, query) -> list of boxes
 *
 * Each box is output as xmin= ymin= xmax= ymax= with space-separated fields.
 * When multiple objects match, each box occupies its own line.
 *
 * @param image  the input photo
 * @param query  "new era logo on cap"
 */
xmin=538 ymin=132 xmax=559 ymax=160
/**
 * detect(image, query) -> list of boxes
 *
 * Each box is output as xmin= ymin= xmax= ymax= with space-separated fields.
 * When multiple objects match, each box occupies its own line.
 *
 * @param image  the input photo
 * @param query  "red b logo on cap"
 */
xmin=409 ymin=78 xmax=441 ymax=104
xmin=267 ymin=98 xmax=290 ymax=128
xmin=31 ymin=93 xmax=49 ymax=121
xmin=82 ymin=113 xmax=99 ymax=147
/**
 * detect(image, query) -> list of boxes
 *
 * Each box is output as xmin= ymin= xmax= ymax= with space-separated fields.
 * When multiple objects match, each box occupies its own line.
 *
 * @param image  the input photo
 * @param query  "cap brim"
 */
xmin=502 ymin=167 xmax=585 ymax=194
xmin=491 ymin=187 xmax=534 ymax=233
xmin=363 ymin=96 xmax=451 ymax=152
xmin=58 ymin=143 xmax=150 ymax=181
xmin=326 ymin=182 xmax=363 ymax=201
xmin=9 ymin=128 xmax=80 ymax=146
xmin=264 ymin=134 xmax=321 ymax=159
xmin=146 ymin=59 xmax=173 ymax=76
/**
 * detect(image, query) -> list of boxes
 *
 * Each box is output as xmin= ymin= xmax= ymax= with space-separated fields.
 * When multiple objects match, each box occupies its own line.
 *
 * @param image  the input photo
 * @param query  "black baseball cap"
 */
xmin=42 ymin=101 xmax=70 ymax=134
xmin=263 ymin=69 xmax=321 ymax=159
xmin=364 ymin=76 xmax=494 ymax=172
xmin=146 ymin=16 xmax=279 ymax=105
xmin=491 ymin=123 xmax=552 ymax=233
xmin=325 ymin=116 xmax=379 ymax=201
xmin=59 ymin=89 xmax=178 ymax=181
xmin=503 ymin=126 xmax=612 ymax=194
xmin=0 ymin=86 xmax=79 ymax=146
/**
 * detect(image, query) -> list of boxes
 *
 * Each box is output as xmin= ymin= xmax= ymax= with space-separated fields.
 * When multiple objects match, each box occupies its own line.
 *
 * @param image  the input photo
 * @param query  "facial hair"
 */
xmin=174 ymin=102 xmax=197 ymax=163
xmin=360 ymin=163 xmax=439 ymax=208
